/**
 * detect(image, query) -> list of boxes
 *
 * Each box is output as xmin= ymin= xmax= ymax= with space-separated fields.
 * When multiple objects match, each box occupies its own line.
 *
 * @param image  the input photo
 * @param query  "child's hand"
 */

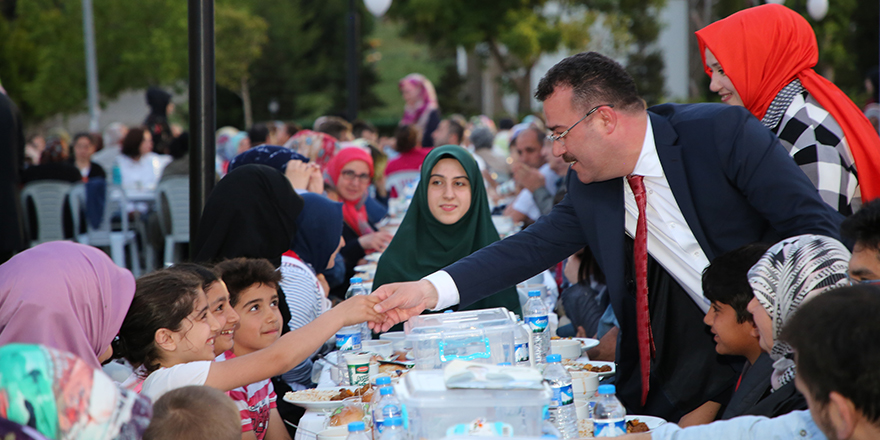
xmin=334 ymin=295 xmax=385 ymax=327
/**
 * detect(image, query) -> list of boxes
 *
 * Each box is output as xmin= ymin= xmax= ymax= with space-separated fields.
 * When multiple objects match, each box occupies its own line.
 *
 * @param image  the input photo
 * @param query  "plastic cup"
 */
xmin=344 ymin=351 xmax=373 ymax=386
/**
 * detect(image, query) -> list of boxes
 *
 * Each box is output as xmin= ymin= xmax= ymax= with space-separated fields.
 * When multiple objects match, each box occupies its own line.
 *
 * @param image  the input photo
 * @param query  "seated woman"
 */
xmin=695 ymin=4 xmax=880 ymax=215
xmin=373 ymin=145 xmax=521 ymax=323
xmin=325 ymin=147 xmax=393 ymax=298
xmin=71 ymin=132 xmax=106 ymax=182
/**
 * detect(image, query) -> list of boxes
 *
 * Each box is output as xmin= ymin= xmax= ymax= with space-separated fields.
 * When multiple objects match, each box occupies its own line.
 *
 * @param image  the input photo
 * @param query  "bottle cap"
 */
xmin=598 ymin=384 xmax=616 ymax=395
xmin=497 ymin=362 xmax=512 ymax=366
xmin=528 ymin=290 xmax=541 ymax=298
xmin=375 ymin=376 xmax=392 ymax=385
xmin=546 ymin=354 xmax=562 ymax=363
xmin=380 ymin=386 xmax=395 ymax=395
xmin=385 ymin=417 xmax=403 ymax=427
xmin=350 ymin=277 xmax=363 ymax=284
xmin=348 ymin=421 xmax=366 ymax=432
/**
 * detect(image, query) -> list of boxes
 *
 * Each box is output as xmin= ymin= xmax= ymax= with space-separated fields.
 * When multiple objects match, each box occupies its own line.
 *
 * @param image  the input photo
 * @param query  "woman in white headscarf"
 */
xmin=745 ymin=234 xmax=850 ymax=416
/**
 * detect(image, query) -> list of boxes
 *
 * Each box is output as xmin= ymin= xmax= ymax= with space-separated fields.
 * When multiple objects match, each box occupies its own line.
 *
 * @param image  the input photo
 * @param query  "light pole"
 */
xmin=81 ymin=0 xmax=100 ymax=132
xmin=347 ymin=0 xmax=392 ymax=121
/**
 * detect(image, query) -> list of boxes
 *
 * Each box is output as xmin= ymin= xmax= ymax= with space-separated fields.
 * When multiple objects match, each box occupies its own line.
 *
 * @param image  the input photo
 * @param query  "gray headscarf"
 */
xmin=748 ymin=234 xmax=850 ymax=390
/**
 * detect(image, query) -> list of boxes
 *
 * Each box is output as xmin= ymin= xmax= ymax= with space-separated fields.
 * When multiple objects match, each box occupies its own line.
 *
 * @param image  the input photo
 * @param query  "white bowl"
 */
xmin=379 ymin=331 xmax=407 ymax=351
xmin=362 ymin=340 xmax=393 ymax=358
xmin=317 ymin=427 xmax=349 ymax=440
xmin=551 ymin=339 xmax=582 ymax=360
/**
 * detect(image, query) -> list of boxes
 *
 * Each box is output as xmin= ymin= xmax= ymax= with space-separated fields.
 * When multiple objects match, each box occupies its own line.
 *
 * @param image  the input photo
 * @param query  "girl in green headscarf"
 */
xmin=372 ymin=145 xmax=521 ymax=321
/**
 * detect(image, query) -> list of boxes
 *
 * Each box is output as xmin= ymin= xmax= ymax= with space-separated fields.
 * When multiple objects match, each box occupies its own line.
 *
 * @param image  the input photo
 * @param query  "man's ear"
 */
xmin=154 ymin=328 xmax=178 ymax=353
xmin=827 ymin=391 xmax=858 ymax=440
xmin=599 ymin=106 xmax=617 ymax=135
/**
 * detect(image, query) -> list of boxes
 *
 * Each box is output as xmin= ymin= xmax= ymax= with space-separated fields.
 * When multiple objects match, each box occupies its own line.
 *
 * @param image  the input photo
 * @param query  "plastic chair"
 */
xmin=155 ymin=177 xmax=189 ymax=267
xmin=385 ymin=170 xmax=421 ymax=198
xmin=69 ymin=183 xmax=142 ymax=277
xmin=20 ymin=181 xmax=73 ymax=246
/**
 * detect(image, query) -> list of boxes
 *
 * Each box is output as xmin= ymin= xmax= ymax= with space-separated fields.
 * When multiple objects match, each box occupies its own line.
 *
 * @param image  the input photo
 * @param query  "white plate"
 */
xmin=364 ymin=253 xmax=382 ymax=262
xmin=555 ymin=337 xmax=600 ymax=351
xmin=354 ymin=263 xmax=377 ymax=273
xmin=625 ymin=415 xmax=666 ymax=432
xmin=564 ymin=360 xmax=616 ymax=378
xmin=282 ymin=387 xmax=359 ymax=411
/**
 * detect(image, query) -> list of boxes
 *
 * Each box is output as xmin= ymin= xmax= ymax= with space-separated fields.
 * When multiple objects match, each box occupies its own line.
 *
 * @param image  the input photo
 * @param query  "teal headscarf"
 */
xmin=373 ymin=145 xmax=521 ymax=316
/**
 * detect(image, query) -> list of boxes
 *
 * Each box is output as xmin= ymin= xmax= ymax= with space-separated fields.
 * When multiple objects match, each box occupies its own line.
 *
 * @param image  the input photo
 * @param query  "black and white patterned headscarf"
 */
xmin=748 ymin=234 xmax=850 ymax=390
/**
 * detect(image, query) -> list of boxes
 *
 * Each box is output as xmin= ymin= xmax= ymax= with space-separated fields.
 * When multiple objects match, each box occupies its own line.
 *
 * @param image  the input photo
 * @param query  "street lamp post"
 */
xmin=347 ymin=0 xmax=392 ymax=122
xmin=81 ymin=0 xmax=100 ymax=132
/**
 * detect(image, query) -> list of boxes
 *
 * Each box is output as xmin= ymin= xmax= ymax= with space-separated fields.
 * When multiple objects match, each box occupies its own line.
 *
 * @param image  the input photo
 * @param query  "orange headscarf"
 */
xmin=696 ymin=4 xmax=880 ymax=202
xmin=326 ymin=147 xmax=375 ymax=236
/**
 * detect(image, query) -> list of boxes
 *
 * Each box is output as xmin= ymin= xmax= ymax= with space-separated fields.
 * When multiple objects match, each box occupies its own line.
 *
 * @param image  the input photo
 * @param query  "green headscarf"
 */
xmin=373 ymin=145 xmax=521 ymax=317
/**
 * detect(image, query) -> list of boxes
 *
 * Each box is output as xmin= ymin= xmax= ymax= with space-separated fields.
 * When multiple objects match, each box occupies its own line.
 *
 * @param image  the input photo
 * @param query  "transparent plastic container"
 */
xmin=395 ymin=370 xmax=551 ymax=440
xmin=405 ymin=307 xmax=517 ymax=369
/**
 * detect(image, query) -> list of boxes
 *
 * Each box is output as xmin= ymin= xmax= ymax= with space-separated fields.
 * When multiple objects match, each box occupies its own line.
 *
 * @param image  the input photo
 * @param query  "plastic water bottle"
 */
xmin=524 ymin=290 xmax=550 ymax=365
xmin=514 ymin=319 xmax=531 ymax=367
xmin=378 ymin=417 xmax=406 ymax=440
xmin=543 ymin=354 xmax=578 ymax=439
xmin=348 ymin=421 xmax=371 ymax=440
xmin=371 ymin=376 xmax=393 ymax=438
xmin=593 ymin=385 xmax=627 ymax=437
xmin=373 ymin=385 xmax=402 ymax=436
xmin=542 ymin=405 xmax=563 ymax=438
xmin=111 ymin=164 xmax=122 ymax=186
xmin=345 ymin=277 xmax=372 ymax=343
xmin=336 ymin=325 xmax=362 ymax=351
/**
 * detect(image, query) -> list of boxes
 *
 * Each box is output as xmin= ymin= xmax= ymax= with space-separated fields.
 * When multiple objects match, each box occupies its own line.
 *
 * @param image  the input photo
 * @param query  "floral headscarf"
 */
xmin=748 ymin=234 xmax=850 ymax=390
xmin=0 ymin=344 xmax=152 ymax=440
xmin=399 ymin=73 xmax=439 ymax=130
xmin=284 ymin=129 xmax=339 ymax=170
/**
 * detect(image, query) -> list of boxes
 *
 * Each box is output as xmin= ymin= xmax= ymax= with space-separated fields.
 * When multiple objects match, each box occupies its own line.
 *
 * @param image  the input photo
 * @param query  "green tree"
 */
xmin=388 ymin=0 xmax=666 ymax=115
xmin=214 ymin=3 xmax=268 ymax=128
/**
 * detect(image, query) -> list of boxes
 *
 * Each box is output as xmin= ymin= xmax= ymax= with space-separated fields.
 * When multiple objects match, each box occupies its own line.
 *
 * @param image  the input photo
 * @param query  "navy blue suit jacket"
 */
xmin=444 ymin=103 xmax=843 ymax=418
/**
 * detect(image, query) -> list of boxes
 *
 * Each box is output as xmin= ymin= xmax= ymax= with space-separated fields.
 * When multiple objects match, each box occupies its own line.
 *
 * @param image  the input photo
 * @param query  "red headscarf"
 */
xmin=696 ymin=4 xmax=880 ymax=202
xmin=326 ymin=147 xmax=375 ymax=236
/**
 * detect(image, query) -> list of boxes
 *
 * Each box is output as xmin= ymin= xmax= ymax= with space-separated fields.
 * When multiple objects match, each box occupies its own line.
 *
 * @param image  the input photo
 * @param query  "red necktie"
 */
xmin=627 ymin=174 xmax=655 ymax=406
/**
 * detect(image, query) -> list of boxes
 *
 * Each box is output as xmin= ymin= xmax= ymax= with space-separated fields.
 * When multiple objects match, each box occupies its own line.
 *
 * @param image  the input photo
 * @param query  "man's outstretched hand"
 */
xmin=368 ymin=280 xmax=439 ymax=332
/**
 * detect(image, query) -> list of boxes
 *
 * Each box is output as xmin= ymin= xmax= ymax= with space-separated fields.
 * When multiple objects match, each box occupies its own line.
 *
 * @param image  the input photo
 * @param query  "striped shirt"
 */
xmin=216 ymin=351 xmax=277 ymax=439
xmin=279 ymin=254 xmax=329 ymax=389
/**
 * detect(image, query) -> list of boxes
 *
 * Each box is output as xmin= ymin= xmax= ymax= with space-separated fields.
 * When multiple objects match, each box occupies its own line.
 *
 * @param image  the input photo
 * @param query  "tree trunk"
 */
xmin=516 ymin=68 xmax=533 ymax=117
xmin=241 ymin=76 xmax=253 ymax=129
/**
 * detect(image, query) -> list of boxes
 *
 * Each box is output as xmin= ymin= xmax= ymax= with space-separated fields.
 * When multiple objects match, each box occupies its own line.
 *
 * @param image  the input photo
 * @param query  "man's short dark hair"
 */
xmin=214 ymin=257 xmax=282 ymax=307
xmin=395 ymin=124 xmax=420 ymax=153
xmin=781 ymin=285 xmax=880 ymax=425
xmin=841 ymin=199 xmax=880 ymax=251
xmin=352 ymin=120 xmax=377 ymax=139
xmin=446 ymin=119 xmax=464 ymax=144
xmin=535 ymin=51 xmax=644 ymax=113
xmin=702 ymin=243 xmax=771 ymax=323
xmin=247 ymin=123 xmax=269 ymax=145
xmin=316 ymin=116 xmax=353 ymax=141
xmin=143 ymin=386 xmax=240 ymax=440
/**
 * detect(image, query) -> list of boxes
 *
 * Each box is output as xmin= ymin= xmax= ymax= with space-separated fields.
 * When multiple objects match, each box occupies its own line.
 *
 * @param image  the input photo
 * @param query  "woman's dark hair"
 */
xmin=165 ymin=262 xmax=219 ymax=292
xmin=395 ymin=124 xmax=420 ymax=153
xmin=121 ymin=127 xmax=148 ymax=159
xmin=114 ymin=270 xmax=203 ymax=375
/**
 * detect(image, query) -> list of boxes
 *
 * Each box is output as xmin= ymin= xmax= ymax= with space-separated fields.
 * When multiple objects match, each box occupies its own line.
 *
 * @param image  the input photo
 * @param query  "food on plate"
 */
xmin=328 ymin=404 xmax=366 ymax=427
xmin=627 ymin=418 xmax=650 ymax=433
xmin=330 ymin=384 xmax=372 ymax=401
xmin=577 ymin=419 xmax=594 ymax=438
xmin=283 ymin=388 xmax=344 ymax=402
xmin=390 ymin=351 xmax=409 ymax=362
xmin=562 ymin=359 xmax=613 ymax=373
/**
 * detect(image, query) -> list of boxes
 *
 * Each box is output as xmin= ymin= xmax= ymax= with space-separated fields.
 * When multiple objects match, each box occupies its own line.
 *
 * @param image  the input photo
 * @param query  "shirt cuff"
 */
xmin=423 ymin=270 xmax=460 ymax=311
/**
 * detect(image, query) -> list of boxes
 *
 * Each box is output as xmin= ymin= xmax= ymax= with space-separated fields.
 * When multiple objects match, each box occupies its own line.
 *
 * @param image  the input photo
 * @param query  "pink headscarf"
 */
xmin=399 ymin=73 xmax=439 ymax=129
xmin=0 ymin=242 xmax=136 ymax=369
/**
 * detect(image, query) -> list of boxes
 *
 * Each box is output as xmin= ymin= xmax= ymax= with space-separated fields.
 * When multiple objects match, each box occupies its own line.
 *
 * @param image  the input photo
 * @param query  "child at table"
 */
xmin=214 ymin=258 xmax=291 ymax=440
xmin=114 ymin=268 xmax=383 ymax=404
xmin=144 ymin=385 xmax=241 ymax=440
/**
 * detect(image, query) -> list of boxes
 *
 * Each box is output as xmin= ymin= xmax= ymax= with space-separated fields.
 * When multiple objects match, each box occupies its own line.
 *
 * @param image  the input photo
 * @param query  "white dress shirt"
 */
xmin=427 ymin=118 xmax=711 ymax=313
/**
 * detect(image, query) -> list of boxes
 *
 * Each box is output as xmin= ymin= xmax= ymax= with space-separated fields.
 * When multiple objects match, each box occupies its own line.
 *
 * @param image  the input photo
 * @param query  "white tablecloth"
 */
xmin=293 ymin=352 xmax=344 ymax=440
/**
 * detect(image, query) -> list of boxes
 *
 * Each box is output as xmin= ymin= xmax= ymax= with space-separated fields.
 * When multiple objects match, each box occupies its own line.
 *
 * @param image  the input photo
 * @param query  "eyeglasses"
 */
xmin=847 ymin=275 xmax=880 ymax=286
xmin=547 ymin=104 xmax=614 ymax=145
xmin=340 ymin=169 xmax=371 ymax=183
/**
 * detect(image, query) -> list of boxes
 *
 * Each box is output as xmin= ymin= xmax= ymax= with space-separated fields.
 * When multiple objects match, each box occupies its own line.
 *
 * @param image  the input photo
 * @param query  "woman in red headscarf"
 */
xmin=325 ymin=147 xmax=393 ymax=297
xmin=696 ymin=3 xmax=880 ymax=215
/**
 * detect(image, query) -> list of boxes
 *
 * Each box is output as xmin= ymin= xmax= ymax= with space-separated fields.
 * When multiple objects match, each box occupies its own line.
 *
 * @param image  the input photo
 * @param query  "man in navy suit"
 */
xmin=369 ymin=52 xmax=843 ymax=421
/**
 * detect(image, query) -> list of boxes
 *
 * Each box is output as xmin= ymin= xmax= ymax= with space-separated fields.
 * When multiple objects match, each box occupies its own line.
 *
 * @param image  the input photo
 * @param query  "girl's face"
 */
xmin=401 ymin=81 xmax=421 ymax=106
xmin=427 ymin=158 xmax=471 ymax=225
xmin=704 ymin=48 xmax=744 ymax=107
xmin=139 ymin=132 xmax=154 ymax=156
xmin=205 ymin=280 xmax=240 ymax=356
xmin=747 ymin=297 xmax=774 ymax=353
xmin=171 ymin=290 xmax=222 ymax=362
xmin=337 ymin=160 xmax=371 ymax=202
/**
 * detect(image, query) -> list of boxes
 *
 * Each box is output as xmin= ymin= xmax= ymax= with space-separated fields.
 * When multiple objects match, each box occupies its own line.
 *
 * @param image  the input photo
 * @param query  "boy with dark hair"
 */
xmin=701 ymin=243 xmax=771 ymax=420
xmin=144 ymin=385 xmax=241 ymax=440
xmin=840 ymin=199 xmax=880 ymax=284
xmin=215 ymin=258 xmax=291 ymax=440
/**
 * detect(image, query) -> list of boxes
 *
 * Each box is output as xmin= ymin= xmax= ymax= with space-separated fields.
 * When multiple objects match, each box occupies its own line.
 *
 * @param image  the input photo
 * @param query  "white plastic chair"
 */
xmin=20 ymin=181 xmax=73 ymax=246
xmin=385 ymin=170 xmax=421 ymax=198
xmin=156 ymin=177 xmax=189 ymax=267
xmin=69 ymin=183 xmax=142 ymax=277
